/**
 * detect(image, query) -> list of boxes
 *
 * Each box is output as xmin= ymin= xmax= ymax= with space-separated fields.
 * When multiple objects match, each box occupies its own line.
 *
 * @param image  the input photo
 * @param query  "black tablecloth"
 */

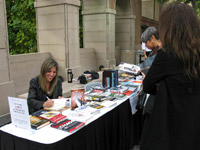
xmin=0 ymin=99 xmax=143 ymax=150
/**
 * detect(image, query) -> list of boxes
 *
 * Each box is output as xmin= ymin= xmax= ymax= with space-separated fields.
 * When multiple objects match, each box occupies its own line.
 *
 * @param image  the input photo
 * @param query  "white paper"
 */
xmin=8 ymin=97 xmax=31 ymax=131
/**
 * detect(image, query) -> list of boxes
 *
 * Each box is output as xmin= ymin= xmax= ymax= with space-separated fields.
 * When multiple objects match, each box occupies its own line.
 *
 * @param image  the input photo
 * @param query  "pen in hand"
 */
xmin=44 ymin=96 xmax=54 ymax=107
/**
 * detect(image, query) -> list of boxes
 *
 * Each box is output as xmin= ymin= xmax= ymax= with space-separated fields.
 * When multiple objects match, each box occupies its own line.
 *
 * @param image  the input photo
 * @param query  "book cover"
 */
xmin=85 ymin=95 xmax=106 ymax=102
xmin=102 ymin=69 xmax=117 ymax=88
xmin=51 ymin=119 xmax=85 ymax=133
xmin=123 ymin=90 xmax=134 ymax=96
xmin=71 ymin=89 xmax=85 ymax=110
xmin=108 ymin=93 xmax=127 ymax=100
xmin=88 ymin=102 xmax=105 ymax=109
xmin=30 ymin=116 xmax=50 ymax=130
xmin=100 ymin=100 xmax=117 ymax=108
xmin=65 ymin=111 xmax=93 ymax=123
xmin=39 ymin=111 xmax=67 ymax=124
xmin=31 ymin=109 xmax=50 ymax=117
xmin=119 ymin=62 xmax=141 ymax=75
xmin=49 ymin=114 xmax=67 ymax=124
xmin=76 ymin=105 xmax=100 ymax=115
xmin=110 ymin=86 xmax=129 ymax=94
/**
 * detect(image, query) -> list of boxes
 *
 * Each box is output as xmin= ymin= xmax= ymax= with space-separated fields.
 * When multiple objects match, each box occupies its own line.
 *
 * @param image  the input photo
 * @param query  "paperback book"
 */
xmin=39 ymin=111 xmax=67 ymax=124
xmin=51 ymin=118 xmax=85 ymax=133
xmin=100 ymin=100 xmax=117 ymax=108
xmin=75 ymin=105 xmax=100 ymax=115
xmin=85 ymin=95 xmax=106 ymax=102
xmin=30 ymin=116 xmax=50 ymax=130
xmin=102 ymin=69 xmax=118 ymax=88
xmin=118 ymin=62 xmax=141 ymax=75
xmin=31 ymin=109 xmax=50 ymax=117
xmin=108 ymin=93 xmax=127 ymax=100
xmin=88 ymin=102 xmax=105 ymax=109
xmin=65 ymin=111 xmax=93 ymax=123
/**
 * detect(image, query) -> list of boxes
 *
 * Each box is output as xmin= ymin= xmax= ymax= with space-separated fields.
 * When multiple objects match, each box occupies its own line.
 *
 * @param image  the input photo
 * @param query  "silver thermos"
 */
xmin=67 ymin=69 xmax=73 ymax=83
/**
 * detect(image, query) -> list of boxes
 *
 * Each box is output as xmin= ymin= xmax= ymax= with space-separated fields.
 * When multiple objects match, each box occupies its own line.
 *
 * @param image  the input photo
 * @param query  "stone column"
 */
xmin=0 ymin=0 xmax=15 ymax=115
xmin=116 ymin=14 xmax=136 ymax=63
xmin=82 ymin=1 xmax=116 ymax=68
xmin=133 ymin=0 xmax=142 ymax=51
xmin=34 ymin=0 xmax=81 ymax=79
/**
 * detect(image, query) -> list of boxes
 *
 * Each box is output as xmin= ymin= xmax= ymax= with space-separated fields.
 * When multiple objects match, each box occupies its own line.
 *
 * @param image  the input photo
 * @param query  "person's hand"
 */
xmin=144 ymin=55 xmax=148 ymax=59
xmin=43 ymin=99 xmax=54 ymax=107
xmin=141 ymin=72 xmax=146 ymax=81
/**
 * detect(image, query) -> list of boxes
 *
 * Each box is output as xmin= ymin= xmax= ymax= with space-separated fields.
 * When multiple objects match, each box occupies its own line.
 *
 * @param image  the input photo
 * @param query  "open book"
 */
xmin=44 ymin=98 xmax=69 ymax=111
xmin=118 ymin=62 xmax=141 ymax=75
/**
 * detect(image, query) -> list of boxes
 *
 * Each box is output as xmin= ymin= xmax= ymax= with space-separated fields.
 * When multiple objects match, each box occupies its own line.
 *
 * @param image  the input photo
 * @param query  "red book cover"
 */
xmin=39 ymin=111 xmax=67 ymax=124
xmin=123 ymin=90 xmax=134 ymax=96
xmin=68 ymin=122 xmax=85 ymax=133
xmin=49 ymin=114 xmax=67 ymax=124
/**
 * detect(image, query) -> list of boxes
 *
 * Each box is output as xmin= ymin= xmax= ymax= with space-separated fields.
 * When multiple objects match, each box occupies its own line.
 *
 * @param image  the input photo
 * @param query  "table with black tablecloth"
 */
xmin=0 ymin=97 xmax=143 ymax=150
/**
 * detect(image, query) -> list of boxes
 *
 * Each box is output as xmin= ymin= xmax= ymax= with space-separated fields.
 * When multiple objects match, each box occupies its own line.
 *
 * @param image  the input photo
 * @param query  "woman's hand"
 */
xmin=141 ymin=72 xmax=146 ymax=81
xmin=43 ymin=99 xmax=54 ymax=107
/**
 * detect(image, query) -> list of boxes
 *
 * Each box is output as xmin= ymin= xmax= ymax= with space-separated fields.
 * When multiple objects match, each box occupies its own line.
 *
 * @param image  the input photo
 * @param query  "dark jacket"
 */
xmin=140 ymin=50 xmax=200 ymax=150
xmin=27 ymin=76 xmax=63 ymax=114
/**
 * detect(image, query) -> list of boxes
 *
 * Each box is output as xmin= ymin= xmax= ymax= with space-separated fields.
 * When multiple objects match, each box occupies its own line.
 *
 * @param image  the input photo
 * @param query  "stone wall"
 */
xmin=35 ymin=0 xmax=81 ymax=80
xmin=9 ymin=52 xmax=51 ymax=96
xmin=0 ymin=0 xmax=15 ymax=116
xmin=9 ymin=48 xmax=97 ymax=97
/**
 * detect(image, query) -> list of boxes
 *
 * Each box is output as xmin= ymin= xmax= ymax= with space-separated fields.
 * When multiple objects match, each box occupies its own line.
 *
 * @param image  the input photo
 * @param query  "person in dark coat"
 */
xmin=140 ymin=2 xmax=200 ymax=150
xmin=27 ymin=58 xmax=63 ymax=114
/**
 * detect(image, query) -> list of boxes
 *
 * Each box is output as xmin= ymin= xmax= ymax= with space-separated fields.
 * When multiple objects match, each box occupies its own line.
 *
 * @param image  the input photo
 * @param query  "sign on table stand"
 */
xmin=8 ymin=97 xmax=31 ymax=131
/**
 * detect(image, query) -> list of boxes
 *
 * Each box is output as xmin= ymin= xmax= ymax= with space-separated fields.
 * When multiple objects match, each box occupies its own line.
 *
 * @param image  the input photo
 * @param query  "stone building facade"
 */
xmin=0 ymin=0 xmax=160 ymax=115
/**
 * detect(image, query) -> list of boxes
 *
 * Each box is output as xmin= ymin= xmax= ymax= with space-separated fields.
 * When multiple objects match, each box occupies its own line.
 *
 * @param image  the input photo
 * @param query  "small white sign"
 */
xmin=8 ymin=97 xmax=31 ymax=131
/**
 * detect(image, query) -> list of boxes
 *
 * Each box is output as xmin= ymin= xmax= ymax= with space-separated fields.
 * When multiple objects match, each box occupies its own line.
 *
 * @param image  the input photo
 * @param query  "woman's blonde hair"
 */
xmin=39 ymin=58 xmax=59 ymax=96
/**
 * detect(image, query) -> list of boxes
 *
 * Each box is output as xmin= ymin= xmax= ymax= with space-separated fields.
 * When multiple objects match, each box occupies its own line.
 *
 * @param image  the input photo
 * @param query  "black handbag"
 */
xmin=136 ymin=86 xmax=147 ymax=111
xmin=84 ymin=70 xmax=99 ymax=80
xmin=143 ymin=94 xmax=156 ymax=115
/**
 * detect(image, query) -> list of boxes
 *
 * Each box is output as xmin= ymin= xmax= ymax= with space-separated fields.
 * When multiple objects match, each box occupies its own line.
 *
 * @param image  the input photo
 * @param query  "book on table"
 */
xmin=39 ymin=111 xmax=67 ymax=124
xmin=75 ymin=105 xmax=100 ymax=115
xmin=108 ymin=93 xmax=127 ymax=100
xmin=30 ymin=116 xmax=50 ymax=130
xmin=100 ymin=100 xmax=117 ymax=108
xmin=87 ymin=102 xmax=105 ymax=109
xmin=65 ymin=110 xmax=93 ymax=123
xmin=51 ymin=118 xmax=85 ymax=133
xmin=71 ymin=89 xmax=85 ymax=110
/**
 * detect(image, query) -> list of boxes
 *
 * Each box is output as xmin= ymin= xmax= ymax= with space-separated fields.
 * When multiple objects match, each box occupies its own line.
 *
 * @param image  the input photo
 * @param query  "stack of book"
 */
xmin=75 ymin=105 xmax=100 ymax=115
xmin=30 ymin=116 xmax=50 ymax=130
xmin=65 ymin=111 xmax=93 ymax=123
xmin=102 ymin=69 xmax=118 ymax=88
xmin=39 ymin=111 xmax=67 ymax=124
xmin=51 ymin=119 xmax=85 ymax=133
